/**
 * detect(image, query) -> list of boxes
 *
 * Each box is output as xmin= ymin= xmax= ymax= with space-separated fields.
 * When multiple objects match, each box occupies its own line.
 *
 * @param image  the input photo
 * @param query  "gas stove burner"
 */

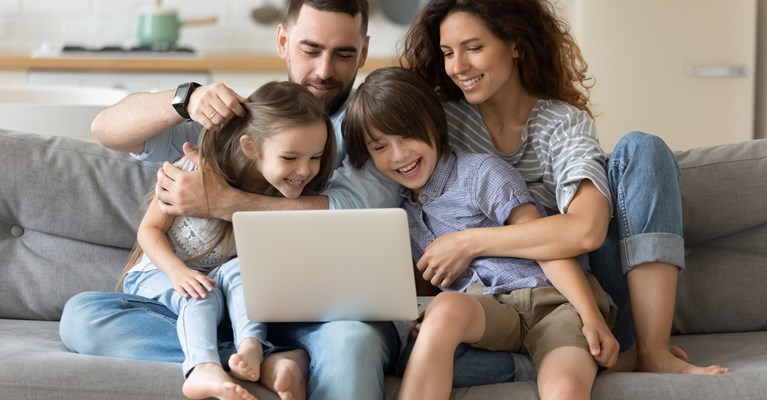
xmin=61 ymin=44 xmax=196 ymax=55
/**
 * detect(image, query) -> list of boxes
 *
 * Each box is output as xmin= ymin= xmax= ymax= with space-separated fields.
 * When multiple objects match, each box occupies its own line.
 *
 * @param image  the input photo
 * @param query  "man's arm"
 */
xmin=155 ymin=146 xmax=400 ymax=220
xmin=92 ymin=83 xmax=247 ymax=154
xmin=92 ymin=90 xmax=181 ymax=154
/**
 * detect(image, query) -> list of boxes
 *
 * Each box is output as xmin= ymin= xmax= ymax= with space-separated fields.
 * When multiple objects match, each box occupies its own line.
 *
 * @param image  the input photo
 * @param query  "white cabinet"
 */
xmin=566 ymin=0 xmax=757 ymax=151
xmin=27 ymin=70 xmax=210 ymax=93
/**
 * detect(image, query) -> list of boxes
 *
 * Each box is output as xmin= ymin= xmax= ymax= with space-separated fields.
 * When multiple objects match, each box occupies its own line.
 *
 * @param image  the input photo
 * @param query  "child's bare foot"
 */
xmin=183 ymin=363 xmax=256 ymax=400
xmin=637 ymin=347 xmax=729 ymax=375
xmin=228 ymin=338 xmax=264 ymax=382
xmin=260 ymin=349 xmax=309 ymax=400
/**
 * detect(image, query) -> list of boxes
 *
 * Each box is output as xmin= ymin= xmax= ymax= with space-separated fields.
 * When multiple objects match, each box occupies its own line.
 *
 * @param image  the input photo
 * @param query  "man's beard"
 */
xmin=287 ymin=64 xmax=354 ymax=115
xmin=320 ymin=81 xmax=353 ymax=116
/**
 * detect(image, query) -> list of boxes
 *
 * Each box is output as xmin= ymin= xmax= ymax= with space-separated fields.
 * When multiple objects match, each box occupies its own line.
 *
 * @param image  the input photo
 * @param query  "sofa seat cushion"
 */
xmin=0 ymin=319 xmax=281 ymax=400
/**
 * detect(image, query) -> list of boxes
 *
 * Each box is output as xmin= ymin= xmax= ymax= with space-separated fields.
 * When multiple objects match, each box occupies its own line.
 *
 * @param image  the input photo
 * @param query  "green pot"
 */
xmin=137 ymin=9 xmax=181 ymax=49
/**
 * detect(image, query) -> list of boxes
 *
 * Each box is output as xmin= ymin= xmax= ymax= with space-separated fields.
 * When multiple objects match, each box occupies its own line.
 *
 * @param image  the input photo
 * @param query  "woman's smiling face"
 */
xmin=439 ymin=11 xmax=519 ymax=105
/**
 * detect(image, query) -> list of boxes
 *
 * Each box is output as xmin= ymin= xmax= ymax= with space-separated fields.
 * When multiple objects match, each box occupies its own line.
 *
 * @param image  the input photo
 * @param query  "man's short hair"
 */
xmin=285 ymin=0 xmax=369 ymax=36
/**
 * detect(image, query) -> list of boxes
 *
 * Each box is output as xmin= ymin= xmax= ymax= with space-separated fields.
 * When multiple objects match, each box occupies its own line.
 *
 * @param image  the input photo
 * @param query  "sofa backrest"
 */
xmin=673 ymin=139 xmax=767 ymax=334
xmin=1 ymin=129 xmax=766 ymax=336
xmin=0 ymin=130 xmax=158 ymax=320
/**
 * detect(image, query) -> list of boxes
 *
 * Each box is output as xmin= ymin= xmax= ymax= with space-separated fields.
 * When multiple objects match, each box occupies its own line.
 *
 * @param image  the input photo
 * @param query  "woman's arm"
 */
xmin=422 ymin=179 xmax=610 ymax=270
xmin=137 ymin=196 xmax=215 ymax=298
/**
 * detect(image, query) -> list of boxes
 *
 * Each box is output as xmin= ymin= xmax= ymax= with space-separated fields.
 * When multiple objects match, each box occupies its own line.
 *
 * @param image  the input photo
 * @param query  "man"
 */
xmin=60 ymin=1 xmax=528 ymax=399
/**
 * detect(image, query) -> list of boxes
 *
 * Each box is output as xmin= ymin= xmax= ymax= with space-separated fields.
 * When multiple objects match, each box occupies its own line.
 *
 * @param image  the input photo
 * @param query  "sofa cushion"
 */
xmin=0 ymin=130 xmax=159 ymax=320
xmin=0 ymin=319 xmax=280 ymax=400
xmin=673 ymin=139 xmax=767 ymax=334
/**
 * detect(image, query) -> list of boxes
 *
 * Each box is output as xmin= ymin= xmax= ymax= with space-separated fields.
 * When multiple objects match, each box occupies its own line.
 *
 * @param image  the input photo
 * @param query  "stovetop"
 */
xmin=34 ymin=44 xmax=200 ymax=58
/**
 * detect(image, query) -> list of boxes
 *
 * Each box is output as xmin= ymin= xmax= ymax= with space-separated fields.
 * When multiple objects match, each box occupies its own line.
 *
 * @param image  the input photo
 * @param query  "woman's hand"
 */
xmin=416 ymin=230 xmax=476 ymax=288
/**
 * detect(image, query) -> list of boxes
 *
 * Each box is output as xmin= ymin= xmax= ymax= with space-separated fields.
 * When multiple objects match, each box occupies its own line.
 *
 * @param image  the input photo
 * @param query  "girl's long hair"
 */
xmin=400 ymin=0 xmax=594 ymax=117
xmin=117 ymin=81 xmax=335 ymax=289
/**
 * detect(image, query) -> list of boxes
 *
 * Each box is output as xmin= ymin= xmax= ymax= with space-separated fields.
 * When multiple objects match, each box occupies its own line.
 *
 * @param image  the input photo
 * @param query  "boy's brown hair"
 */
xmin=343 ymin=67 xmax=450 ymax=169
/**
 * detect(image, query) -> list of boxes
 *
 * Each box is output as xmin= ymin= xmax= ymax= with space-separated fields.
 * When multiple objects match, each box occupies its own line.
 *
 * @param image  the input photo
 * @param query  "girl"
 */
xmin=119 ymin=81 xmax=336 ymax=400
xmin=400 ymin=0 xmax=727 ymax=375
xmin=344 ymin=66 xmax=618 ymax=400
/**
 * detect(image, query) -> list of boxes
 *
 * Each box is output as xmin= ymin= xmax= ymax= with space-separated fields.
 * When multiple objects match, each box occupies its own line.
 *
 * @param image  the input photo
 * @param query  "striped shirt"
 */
xmin=443 ymin=98 xmax=612 ymax=215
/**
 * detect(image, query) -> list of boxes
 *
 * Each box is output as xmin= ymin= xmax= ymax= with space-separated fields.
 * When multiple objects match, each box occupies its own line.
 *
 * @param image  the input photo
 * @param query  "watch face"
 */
xmin=172 ymin=82 xmax=198 ymax=119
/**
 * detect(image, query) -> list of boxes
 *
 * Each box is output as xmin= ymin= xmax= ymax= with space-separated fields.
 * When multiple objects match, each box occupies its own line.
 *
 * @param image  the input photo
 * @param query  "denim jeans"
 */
xmin=589 ymin=131 xmax=685 ymax=351
xmin=122 ymin=259 xmax=268 ymax=376
xmin=59 ymin=272 xmax=400 ymax=399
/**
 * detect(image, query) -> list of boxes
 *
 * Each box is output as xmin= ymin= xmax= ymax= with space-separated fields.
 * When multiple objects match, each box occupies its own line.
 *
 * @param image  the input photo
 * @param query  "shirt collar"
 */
xmin=398 ymin=151 xmax=456 ymax=204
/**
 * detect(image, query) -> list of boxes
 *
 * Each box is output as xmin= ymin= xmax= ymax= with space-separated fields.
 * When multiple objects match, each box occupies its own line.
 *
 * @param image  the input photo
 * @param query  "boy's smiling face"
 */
xmin=365 ymin=129 xmax=438 ymax=198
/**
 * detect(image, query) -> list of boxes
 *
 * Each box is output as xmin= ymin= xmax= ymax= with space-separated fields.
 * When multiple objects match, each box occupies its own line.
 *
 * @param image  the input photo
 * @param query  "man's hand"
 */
xmin=416 ymin=230 xmax=475 ymax=288
xmin=187 ymin=83 xmax=247 ymax=129
xmin=155 ymin=142 xmax=232 ymax=218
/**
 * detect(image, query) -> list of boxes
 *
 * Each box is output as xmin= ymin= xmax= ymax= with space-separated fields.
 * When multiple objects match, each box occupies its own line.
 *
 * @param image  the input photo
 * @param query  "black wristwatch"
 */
xmin=171 ymin=82 xmax=200 ymax=120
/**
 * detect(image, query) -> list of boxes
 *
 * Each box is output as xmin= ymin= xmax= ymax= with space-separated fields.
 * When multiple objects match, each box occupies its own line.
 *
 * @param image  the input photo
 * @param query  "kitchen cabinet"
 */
xmin=567 ymin=0 xmax=757 ymax=151
xmin=27 ymin=70 xmax=210 ymax=93
xmin=0 ymin=54 xmax=395 ymax=94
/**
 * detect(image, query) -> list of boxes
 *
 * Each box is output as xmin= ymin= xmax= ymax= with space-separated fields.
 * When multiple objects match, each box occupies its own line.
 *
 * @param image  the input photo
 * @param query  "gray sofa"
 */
xmin=1 ymin=128 xmax=766 ymax=400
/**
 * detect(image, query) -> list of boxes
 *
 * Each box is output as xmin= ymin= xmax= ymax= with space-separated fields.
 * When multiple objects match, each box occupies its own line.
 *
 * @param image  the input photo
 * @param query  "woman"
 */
xmin=400 ymin=0 xmax=726 ymax=375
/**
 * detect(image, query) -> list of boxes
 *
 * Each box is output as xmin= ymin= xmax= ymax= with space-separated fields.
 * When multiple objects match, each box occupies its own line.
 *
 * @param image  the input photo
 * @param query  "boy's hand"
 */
xmin=582 ymin=320 xmax=619 ymax=368
xmin=170 ymin=267 xmax=215 ymax=299
xmin=417 ymin=231 xmax=474 ymax=288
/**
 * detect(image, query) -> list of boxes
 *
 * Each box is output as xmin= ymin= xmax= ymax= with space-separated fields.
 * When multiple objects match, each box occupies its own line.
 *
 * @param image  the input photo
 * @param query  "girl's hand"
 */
xmin=170 ymin=268 xmax=215 ymax=299
xmin=416 ymin=231 xmax=475 ymax=288
xmin=582 ymin=319 xmax=619 ymax=368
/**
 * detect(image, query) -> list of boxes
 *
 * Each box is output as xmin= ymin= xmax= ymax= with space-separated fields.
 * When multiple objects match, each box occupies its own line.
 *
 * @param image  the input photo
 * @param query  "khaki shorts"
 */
xmin=468 ymin=274 xmax=616 ymax=368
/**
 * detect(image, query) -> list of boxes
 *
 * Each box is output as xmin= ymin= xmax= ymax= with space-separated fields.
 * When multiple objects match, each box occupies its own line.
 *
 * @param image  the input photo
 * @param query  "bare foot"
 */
xmin=229 ymin=338 xmax=264 ymax=382
xmin=260 ymin=349 xmax=309 ymax=400
xmin=605 ymin=346 xmax=636 ymax=373
xmin=183 ymin=363 xmax=257 ymax=400
xmin=637 ymin=347 xmax=729 ymax=375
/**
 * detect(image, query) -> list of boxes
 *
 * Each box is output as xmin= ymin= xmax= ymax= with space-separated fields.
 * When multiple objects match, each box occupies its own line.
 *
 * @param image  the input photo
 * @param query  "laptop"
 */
xmin=232 ymin=208 xmax=419 ymax=322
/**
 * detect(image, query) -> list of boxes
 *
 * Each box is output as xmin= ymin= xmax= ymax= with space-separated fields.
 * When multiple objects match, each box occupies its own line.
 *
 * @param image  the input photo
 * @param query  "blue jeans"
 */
xmin=589 ymin=131 xmax=685 ymax=351
xmin=122 ymin=259 xmax=268 ymax=376
xmin=59 ymin=288 xmax=400 ymax=399
xmin=59 ymin=288 xmax=530 ymax=390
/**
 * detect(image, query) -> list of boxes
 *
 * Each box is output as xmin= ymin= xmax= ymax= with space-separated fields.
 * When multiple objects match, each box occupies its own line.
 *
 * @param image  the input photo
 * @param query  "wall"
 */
xmin=757 ymin=0 xmax=767 ymax=139
xmin=0 ymin=0 xmax=409 ymax=58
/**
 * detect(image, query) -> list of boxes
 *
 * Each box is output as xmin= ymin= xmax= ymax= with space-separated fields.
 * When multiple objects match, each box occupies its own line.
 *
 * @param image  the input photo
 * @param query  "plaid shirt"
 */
xmin=401 ymin=150 xmax=571 ymax=294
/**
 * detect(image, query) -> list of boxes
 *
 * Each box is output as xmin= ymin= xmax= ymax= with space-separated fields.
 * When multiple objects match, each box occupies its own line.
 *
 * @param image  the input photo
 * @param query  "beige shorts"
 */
xmin=468 ymin=274 xmax=616 ymax=368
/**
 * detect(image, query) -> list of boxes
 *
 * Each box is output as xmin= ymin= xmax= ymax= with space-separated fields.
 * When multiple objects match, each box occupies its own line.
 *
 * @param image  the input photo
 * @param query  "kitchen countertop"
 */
xmin=0 ymin=54 xmax=397 ymax=72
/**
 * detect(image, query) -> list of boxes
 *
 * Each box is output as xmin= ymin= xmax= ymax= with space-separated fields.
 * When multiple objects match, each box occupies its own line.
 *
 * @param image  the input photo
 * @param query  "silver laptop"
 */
xmin=232 ymin=208 xmax=419 ymax=322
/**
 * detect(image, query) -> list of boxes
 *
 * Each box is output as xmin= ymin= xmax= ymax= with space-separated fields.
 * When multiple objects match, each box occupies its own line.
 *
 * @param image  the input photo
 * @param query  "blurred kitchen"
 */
xmin=0 ymin=0 xmax=764 ymax=148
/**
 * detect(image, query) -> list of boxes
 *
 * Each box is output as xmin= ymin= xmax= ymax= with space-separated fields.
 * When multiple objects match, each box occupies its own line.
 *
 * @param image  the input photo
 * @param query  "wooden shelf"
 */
xmin=0 ymin=54 xmax=397 ymax=73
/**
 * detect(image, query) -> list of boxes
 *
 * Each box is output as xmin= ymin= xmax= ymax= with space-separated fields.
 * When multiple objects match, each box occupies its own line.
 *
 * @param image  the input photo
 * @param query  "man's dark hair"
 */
xmin=286 ymin=0 xmax=369 ymax=36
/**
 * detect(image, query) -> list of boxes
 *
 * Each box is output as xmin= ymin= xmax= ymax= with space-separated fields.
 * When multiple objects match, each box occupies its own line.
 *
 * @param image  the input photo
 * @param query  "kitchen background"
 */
xmin=0 ymin=0 xmax=764 ymax=150
xmin=0 ymin=0 xmax=412 ymax=57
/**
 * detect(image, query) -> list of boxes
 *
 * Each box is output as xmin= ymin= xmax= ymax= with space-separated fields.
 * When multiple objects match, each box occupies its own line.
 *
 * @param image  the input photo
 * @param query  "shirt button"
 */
xmin=418 ymin=193 xmax=427 ymax=203
xmin=11 ymin=225 xmax=24 ymax=237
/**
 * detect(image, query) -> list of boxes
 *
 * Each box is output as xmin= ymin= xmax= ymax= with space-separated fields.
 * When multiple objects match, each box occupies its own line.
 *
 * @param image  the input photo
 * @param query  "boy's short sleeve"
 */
xmin=472 ymin=155 xmax=545 ymax=225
